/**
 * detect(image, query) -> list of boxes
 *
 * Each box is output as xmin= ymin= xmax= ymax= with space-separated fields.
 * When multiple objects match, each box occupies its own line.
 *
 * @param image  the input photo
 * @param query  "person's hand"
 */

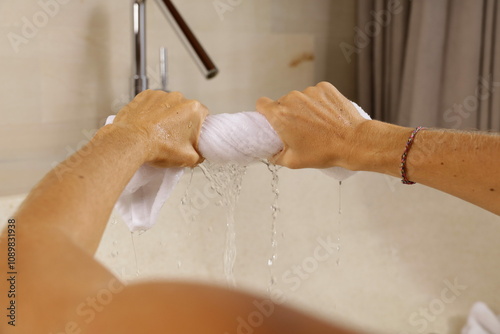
xmin=112 ymin=90 xmax=208 ymax=168
xmin=257 ymin=82 xmax=370 ymax=169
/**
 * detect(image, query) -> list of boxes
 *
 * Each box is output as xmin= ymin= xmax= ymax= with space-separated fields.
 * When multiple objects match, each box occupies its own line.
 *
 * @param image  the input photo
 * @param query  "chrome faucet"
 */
xmin=132 ymin=0 xmax=219 ymax=97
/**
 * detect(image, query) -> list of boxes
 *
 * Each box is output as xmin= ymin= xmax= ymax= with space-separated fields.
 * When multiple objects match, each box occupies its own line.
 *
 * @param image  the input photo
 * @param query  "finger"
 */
xmin=268 ymin=148 xmax=285 ymax=166
xmin=199 ymin=103 xmax=210 ymax=119
xmin=185 ymin=149 xmax=203 ymax=168
xmin=190 ymin=101 xmax=208 ymax=142
xmin=302 ymin=85 xmax=318 ymax=97
xmin=164 ymin=91 xmax=186 ymax=106
xmin=279 ymin=90 xmax=304 ymax=104
xmin=317 ymin=81 xmax=343 ymax=102
xmin=316 ymin=81 xmax=337 ymax=92
xmin=256 ymin=96 xmax=274 ymax=111
xmin=256 ymin=97 xmax=277 ymax=125
xmin=269 ymin=146 xmax=298 ymax=169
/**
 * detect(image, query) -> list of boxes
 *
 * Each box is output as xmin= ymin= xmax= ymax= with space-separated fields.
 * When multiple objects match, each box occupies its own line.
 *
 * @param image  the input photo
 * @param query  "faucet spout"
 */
xmin=132 ymin=0 xmax=219 ymax=97
xmin=132 ymin=0 xmax=148 ymax=97
xmin=155 ymin=0 xmax=219 ymax=79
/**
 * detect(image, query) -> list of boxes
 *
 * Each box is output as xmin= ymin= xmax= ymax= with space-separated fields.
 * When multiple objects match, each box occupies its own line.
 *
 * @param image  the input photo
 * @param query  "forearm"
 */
xmin=354 ymin=121 xmax=500 ymax=215
xmin=13 ymin=124 xmax=149 ymax=253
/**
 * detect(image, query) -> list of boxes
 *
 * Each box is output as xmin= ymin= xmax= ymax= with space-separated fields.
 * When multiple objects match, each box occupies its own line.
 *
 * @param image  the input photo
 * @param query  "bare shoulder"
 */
xmin=87 ymin=281 xmax=356 ymax=334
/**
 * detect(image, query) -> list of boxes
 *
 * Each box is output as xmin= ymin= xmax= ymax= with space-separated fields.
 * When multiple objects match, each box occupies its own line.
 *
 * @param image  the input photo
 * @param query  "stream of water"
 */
xmin=199 ymin=161 xmax=246 ymax=286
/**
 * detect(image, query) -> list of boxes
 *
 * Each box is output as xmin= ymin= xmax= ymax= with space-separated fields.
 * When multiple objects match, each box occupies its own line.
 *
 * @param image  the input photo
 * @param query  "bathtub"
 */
xmin=0 ymin=164 xmax=498 ymax=333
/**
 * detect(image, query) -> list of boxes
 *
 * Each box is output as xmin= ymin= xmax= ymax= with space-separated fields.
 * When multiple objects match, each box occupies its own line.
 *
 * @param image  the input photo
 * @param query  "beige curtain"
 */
xmin=357 ymin=0 xmax=500 ymax=131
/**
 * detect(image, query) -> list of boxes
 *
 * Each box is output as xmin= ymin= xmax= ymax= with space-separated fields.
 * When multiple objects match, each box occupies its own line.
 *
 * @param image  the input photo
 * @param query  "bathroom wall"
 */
xmin=0 ymin=1 xmax=499 ymax=334
xmin=0 ymin=0 xmax=356 ymax=196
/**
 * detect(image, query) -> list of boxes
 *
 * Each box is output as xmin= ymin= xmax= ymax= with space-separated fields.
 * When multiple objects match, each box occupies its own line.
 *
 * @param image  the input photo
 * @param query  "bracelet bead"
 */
xmin=401 ymin=126 xmax=426 ymax=185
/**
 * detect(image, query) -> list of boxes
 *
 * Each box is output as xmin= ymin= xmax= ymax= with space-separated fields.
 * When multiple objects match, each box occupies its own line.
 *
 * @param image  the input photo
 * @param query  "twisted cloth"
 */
xmin=106 ymin=103 xmax=370 ymax=231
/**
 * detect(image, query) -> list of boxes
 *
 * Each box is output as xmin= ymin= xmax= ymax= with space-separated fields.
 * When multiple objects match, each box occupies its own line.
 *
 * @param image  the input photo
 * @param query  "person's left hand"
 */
xmin=112 ymin=90 xmax=208 ymax=168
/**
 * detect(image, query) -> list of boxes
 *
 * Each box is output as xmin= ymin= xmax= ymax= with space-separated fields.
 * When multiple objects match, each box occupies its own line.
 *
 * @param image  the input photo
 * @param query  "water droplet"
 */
xmin=338 ymin=180 xmax=343 ymax=214
xmin=179 ymin=168 xmax=195 ymax=223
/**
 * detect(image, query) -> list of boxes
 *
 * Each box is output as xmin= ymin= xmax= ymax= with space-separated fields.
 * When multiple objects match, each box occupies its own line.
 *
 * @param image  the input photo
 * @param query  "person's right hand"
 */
xmin=112 ymin=90 xmax=208 ymax=168
xmin=257 ymin=82 xmax=370 ymax=169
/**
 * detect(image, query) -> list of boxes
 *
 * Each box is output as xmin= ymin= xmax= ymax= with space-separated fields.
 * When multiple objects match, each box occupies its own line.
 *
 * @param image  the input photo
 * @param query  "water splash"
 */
xmin=338 ymin=180 xmax=342 ymax=214
xmin=199 ymin=161 xmax=246 ymax=287
xmin=110 ymin=239 xmax=119 ymax=259
xmin=263 ymin=160 xmax=281 ymax=292
xmin=130 ymin=232 xmax=141 ymax=277
xmin=178 ymin=168 xmax=196 ymax=270
xmin=180 ymin=168 xmax=196 ymax=223
xmin=336 ymin=180 xmax=342 ymax=266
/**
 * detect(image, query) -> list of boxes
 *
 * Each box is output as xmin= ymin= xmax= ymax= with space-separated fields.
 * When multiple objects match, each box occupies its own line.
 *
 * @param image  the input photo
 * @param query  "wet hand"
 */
xmin=112 ymin=90 xmax=208 ymax=168
xmin=256 ymin=82 xmax=369 ymax=169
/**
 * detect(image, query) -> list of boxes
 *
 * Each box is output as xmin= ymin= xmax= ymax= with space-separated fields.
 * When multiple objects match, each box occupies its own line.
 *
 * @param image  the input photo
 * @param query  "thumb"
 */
xmin=256 ymin=97 xmax=275 ymax=116
xmin=269 ymin=146 xmax=299 ymax=169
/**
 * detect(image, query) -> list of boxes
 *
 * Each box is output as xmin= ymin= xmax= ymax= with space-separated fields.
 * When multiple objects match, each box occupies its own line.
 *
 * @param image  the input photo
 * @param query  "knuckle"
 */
xmin=142 ymin=89 xmax=156 ymax=98
xmin=169 ymin=91 xmax=183 ymax=100
xmin=303 ymin=86 xmax=316 ymax=95
xmin=317 ymin=81 xmax=332 ymax=89
xmin=256 ymin=97 xmax=268 ymax=107
xmin=187 ymin=99 xmax=201 ymax=109
xmin=286 ymin=159 xmax=300 ymax=169
xmin=187 ymin=152 xmax=200 ymax=167
xmin=280 ymin=90 xmax=301 ymax=103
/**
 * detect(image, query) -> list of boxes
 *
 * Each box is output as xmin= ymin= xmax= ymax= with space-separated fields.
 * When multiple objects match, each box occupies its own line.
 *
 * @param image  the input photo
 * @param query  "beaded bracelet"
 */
xmin=401 ymin=126 xmax=426 ymax=185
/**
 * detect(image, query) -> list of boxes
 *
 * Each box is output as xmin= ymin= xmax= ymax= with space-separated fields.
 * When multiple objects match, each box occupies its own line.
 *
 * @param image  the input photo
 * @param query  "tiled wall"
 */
xmin=0 ymin=0 xmax=356 ymax=196
xmin=1 ymin=1 xmax=499 ymax=334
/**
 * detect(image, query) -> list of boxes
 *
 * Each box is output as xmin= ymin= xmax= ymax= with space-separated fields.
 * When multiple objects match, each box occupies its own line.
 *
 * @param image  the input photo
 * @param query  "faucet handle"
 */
xmin=159 ymin=47 xmax=168 ymax=92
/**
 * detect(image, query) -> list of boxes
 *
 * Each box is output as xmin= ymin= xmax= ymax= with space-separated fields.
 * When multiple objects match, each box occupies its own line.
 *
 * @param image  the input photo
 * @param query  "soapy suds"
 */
xmin=199 ymin=161 xmax=246 ymax=286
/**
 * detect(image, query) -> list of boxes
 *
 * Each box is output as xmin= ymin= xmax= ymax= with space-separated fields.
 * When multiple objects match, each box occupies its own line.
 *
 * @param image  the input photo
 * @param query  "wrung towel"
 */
xmin=106 ymin=102 xmax=370 ymax=231
xmin=462 ymin=302 xmax=500 ymax=334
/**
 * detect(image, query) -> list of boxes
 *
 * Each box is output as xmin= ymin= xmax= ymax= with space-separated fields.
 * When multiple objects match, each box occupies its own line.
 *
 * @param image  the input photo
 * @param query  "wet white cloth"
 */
xmin=462 ymin=302 xmax=500 ymax=334
xmin=106 ymin=102 xmax=370 ymax=231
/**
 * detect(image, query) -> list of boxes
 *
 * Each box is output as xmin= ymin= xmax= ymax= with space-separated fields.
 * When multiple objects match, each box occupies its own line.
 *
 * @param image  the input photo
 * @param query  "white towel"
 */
xmin=106 ymin=103 xmax=370 ymax=231
xmin=462 ymin=302 xmax=500 ymax=334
